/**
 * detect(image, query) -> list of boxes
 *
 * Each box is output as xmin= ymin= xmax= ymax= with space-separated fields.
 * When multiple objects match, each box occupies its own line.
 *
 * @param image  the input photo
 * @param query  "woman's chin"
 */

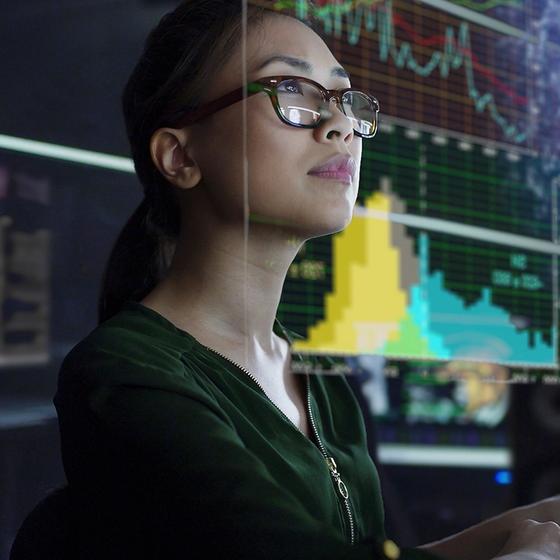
xmin=296 ymin=211 xmax=356 ymax=240
xmin=247 ymin=198 xmax=356 ymax=240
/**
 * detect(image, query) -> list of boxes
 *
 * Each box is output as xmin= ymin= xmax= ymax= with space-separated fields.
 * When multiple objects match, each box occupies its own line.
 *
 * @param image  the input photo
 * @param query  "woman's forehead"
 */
xmin=207 ymin=14 xmax=345 ymax=99
xmin=250 ymin=53 xmax=350 ymax=82
xmin=247 ymin=14 xmax=341 ymax=74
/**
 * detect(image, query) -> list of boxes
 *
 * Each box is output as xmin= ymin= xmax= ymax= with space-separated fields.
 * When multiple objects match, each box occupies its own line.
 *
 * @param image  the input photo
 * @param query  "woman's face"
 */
xmin=186 ymin=13 xmax=362 ymax=240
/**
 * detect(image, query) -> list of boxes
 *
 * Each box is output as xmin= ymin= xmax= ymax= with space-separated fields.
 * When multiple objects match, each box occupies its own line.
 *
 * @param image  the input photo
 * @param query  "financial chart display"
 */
xmin=0 ymin=0 xmax=557 ymax=471
xmin=254 ymin=0 xmax=560 ymax=462
xmin=259 ymin=0 xmax=560 ymax=372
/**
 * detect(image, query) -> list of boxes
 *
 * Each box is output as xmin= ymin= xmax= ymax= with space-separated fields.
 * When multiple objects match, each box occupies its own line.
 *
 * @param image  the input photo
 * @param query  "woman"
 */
xmin=53 ymin=1 xmax=560 ymax=559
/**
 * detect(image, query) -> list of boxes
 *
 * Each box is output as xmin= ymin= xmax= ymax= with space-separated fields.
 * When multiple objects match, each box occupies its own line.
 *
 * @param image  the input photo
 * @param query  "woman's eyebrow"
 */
xmin=254 ymin=54 xmax=350 ymax=79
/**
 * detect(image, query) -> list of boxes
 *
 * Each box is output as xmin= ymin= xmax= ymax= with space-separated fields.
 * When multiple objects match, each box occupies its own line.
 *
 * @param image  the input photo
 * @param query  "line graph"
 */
xmin=271 ymin=0 xmax=530 ymax=144
xmin=450 ymin=0 xmax=523 ymax=11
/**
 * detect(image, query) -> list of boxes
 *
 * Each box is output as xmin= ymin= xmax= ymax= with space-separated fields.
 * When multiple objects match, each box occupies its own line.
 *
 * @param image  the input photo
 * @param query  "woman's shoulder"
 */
xmin=56 ymin=301 xmax=201 ymax=398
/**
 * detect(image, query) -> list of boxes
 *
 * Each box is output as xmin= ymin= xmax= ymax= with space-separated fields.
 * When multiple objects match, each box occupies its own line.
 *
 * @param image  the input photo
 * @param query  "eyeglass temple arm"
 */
xmin=172 ymin=83 xmax=266 ymax=127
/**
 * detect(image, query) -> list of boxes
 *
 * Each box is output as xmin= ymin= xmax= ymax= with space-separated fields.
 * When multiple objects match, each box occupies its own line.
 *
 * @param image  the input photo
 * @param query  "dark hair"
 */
xmin=97 ymin=0 xmax=322 ymax=324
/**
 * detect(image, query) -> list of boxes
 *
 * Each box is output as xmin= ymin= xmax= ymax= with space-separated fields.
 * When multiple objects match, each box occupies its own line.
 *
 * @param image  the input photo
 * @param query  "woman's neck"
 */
xmin=151 ymin=221 xmax=303 ymax=355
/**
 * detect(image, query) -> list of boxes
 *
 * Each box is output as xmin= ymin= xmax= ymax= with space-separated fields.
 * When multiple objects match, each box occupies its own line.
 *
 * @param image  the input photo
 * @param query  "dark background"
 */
xmin=0 ymin=2 xmax=175 ymax=558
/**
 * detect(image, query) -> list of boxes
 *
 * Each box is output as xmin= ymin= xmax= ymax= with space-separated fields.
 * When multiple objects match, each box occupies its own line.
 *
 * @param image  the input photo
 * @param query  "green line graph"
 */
xmin=450 ymin=0 xmax=523 ymax=11
xmin=277 ymin=0 xmax=527 ymax=143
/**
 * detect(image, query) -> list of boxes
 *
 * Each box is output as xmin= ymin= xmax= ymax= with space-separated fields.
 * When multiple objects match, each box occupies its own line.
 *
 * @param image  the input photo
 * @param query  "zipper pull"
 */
xmin=326 ymin=456 xmax=349 ymax=499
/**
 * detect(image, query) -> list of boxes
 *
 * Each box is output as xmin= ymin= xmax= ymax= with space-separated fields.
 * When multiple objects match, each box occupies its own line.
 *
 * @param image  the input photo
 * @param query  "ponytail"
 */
xmin=97 ymin=196 xmax=177 ymax=324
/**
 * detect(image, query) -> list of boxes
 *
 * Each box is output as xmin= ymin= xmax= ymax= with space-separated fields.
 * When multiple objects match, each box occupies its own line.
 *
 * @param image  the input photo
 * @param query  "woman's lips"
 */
xmin=308 ymin=170 xmax=353 ymax=183
xmin=308 ymin=154 xmax=356 ymax=177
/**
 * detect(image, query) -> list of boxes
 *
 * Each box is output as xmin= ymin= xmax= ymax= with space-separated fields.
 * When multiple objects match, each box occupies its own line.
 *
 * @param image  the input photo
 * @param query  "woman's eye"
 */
xmin=279 ymin=81 xmax=303 ymax=94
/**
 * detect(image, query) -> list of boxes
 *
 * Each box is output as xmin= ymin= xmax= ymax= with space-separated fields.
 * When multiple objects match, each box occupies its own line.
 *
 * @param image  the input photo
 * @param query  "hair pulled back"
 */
xmin=97 ymin=0 xmax=320 ymax=324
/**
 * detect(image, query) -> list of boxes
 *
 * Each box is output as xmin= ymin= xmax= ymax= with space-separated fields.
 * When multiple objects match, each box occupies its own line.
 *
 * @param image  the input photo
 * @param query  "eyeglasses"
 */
xmin=165 ymin=75 xmax=380 ymax=139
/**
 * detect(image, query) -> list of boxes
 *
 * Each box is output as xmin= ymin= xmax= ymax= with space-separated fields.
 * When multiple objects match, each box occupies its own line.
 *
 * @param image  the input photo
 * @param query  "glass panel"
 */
xmin=241 ymin=0 xmax=560 ymax=551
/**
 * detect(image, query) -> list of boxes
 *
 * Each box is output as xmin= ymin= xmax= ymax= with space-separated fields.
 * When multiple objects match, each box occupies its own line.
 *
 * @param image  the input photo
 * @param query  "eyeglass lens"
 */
xmin=276 ymin=79 xmax=377 ymax=137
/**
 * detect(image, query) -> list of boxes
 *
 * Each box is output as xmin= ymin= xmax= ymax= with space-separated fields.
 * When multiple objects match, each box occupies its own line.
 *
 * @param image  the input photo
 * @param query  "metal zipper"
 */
xmin=201 ymin=343 xmax=356 ymax=546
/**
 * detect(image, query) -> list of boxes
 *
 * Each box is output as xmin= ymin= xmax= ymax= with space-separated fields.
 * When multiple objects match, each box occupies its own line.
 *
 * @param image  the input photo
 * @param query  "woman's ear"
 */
xmin=149 ymin=127 xmax=202 ymax=190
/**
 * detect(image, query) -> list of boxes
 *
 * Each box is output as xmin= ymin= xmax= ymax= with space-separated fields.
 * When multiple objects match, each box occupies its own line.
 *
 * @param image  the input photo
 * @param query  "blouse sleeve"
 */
xmin=55 ymin=353 xmax=442 ymax=560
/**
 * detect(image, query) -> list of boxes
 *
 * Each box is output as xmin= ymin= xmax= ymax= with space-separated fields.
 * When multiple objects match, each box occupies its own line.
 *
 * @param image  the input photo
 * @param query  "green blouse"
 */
xmin=53 ymin=300 xmax=439 ymax=560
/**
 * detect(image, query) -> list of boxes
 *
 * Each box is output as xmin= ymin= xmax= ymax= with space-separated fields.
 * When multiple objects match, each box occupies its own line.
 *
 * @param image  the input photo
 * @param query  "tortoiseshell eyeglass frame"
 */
xmin=161 ymin=75 xmax=380 ymax=139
